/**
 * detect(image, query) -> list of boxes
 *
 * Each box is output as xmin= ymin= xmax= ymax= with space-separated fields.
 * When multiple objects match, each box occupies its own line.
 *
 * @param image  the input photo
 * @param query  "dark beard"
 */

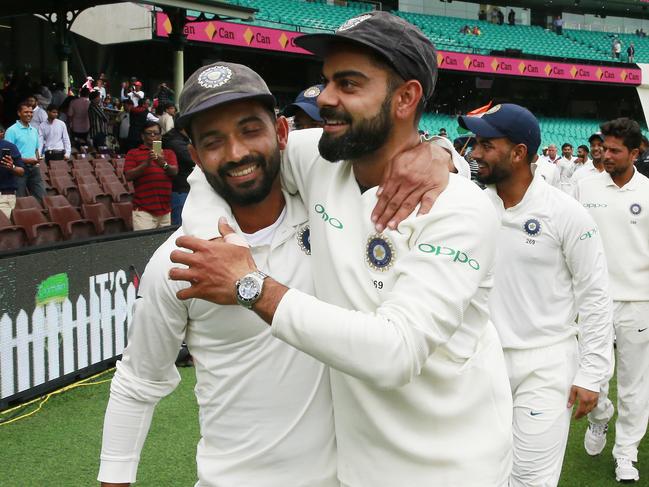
xmin=318 ymin=95 xmax=393 ymax=163
xmin=475 ymin=161 xmax=512 ymax=185
xmin=203 ymin=151 xmax=281 ymax=206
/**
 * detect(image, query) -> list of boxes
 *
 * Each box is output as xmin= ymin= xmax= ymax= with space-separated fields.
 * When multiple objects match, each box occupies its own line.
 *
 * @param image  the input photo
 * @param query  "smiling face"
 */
xmin=576 ymin=146 xmax=588 ymax=162
xmin=188 ymin=99 xmax=287 ymax=207
xmin=561 ymin=145 xmax=573 ymax=159
xmin=590 ymin=138 xmax=604 ymax=163
xmin=316 ymin=47 xmax=397 ymax=162
xmin=470 ymin=136 xmax=517 ymax=184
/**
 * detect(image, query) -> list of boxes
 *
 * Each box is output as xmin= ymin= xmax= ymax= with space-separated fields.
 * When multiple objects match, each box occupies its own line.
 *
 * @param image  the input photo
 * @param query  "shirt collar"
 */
xmin=603 ymin=167 xmax=639 ymax=191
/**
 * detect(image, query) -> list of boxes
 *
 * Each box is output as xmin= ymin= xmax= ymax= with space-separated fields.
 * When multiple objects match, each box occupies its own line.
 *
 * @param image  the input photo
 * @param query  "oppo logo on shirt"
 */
xmin=417 ymin=243 xmax=480 ymax=270
xmin=582 ymin=203 xmax=608 ymax=209
xmin=314 ymin=203 xmax=343 ymax=229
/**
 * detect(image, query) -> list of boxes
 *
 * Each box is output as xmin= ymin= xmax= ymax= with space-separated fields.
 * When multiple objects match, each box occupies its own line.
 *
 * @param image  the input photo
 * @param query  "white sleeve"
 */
xmin=560 ymin=201 xmax=614 ymax=391
xmin=272 ymin=184 xmax=497 ymax=389
xmin=62 ymin=125 xmax=71 ymax=157
xmin=280 ymin=128 xmax=323 ymax=195
xmin=146 ymin=112 xmax=159 ymax=122
xmin=98 ymin=239 xmax=189 ymax=483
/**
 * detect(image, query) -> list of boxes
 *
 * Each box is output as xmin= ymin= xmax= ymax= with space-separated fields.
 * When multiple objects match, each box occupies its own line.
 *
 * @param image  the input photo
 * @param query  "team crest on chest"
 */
xmin=366 ymin=234 xmax=395 ymax=272
xmin=523 ymin=218 xmax=542 ymax=237
xmin=630 ymin=203 xmax=642 ymax=215
xmin=198 ymin=65 xmax=232 ymax=89
xmin=297 ymin=225 xmax=311 ymax=255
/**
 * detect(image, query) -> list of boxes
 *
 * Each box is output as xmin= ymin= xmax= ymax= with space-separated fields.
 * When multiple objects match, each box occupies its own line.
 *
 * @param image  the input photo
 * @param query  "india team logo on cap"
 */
xmin=297 ymin=225 xmax=311 ymax=255
xmin=366 ymin=234 xmax=395 ymax=272
xmin=303 ymin=86 xmax=321 ymax=98
xmin=198 ymin=65 xmax=233 ymax=89
xmin=523 ymin=218 xmax=541 ymax=237
xmin=337 ymin=14 xmax=372 ymax=32
xmin=630 ymin=203 xmax=642 ymax=215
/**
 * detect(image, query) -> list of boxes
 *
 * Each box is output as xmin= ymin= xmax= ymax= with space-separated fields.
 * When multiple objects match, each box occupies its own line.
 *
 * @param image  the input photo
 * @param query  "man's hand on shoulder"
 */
xmin=372 ymin=141 xmax=450 ymax=232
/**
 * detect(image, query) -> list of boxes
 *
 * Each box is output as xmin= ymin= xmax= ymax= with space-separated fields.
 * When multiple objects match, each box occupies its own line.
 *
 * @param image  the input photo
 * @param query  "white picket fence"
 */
xmin=0 ymin=279 xmax=136 ymax=400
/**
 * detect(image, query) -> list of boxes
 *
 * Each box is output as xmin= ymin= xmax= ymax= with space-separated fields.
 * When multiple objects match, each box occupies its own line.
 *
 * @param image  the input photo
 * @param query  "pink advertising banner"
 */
xmin=155 ymin=13 xmax=642 ymax=85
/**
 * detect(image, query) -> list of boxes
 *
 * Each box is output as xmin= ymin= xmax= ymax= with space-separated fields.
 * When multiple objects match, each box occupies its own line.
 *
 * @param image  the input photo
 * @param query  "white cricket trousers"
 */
xmin=505 ymin=336 xmax=578 ymax=487
xmin=588 ymin=301 xmax=649 ymax=462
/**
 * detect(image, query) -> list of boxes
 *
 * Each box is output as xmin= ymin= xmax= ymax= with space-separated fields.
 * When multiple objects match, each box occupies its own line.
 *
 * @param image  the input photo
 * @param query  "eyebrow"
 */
xmin=323 ymin=70 xmax=370 ymax=82
xmin=196 ymin=115 xmax=265 ymax=142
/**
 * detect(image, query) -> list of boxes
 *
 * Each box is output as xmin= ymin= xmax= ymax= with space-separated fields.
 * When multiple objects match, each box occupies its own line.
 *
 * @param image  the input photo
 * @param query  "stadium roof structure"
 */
xmin=0 ymin=0 xmax=256 ymax=20
xmin=483 ymin=0 xmax=649 ymax=19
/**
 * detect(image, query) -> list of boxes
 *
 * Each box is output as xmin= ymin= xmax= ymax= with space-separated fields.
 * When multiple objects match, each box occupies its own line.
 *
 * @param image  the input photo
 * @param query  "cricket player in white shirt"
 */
xmin=459 ymin=104 xmax=614 ymax=487
xmin=97 ymin=64 xmax=339 ymax=487
xmin=171 ymin=12 xmax=513 ymax=487
xmin=576 ymin=117 xmax=649 ymax=483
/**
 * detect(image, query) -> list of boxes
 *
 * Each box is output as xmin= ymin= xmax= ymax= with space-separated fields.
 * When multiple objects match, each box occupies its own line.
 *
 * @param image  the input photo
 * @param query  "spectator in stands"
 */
xmin=612 ymin=37 xmax=622 ymax=60
xmin=554 ymin=15 xmax=564 ymax=35
xmin=508 ymin=9 xmax=515 ymax=26
xmin=39 ymin=104 xmax=71 ymax=162
xmin=497 ymin=9 xmax=504 ymax=25
xmin=155 ymin=82 xmax=175 ymax=106
xmin=490 ymin=7 xmax=499 ymax=24
xmin=4 ymin=101 xmax=45 ymax=201
xmin=438 ymin=127 xmax=448 ymax=138
xmin=478 ymin=8 xmax=487 ymax=21
xmin=627 ymin=43 xmax=635 ymax=63
xmin=118 ymin=99 xmax=133 ymax=154
xmin=25 ymin=95 xmax=47 ymax=130
xmin=88 ymin=91 xmax=109 ymax=149
xmin=82 ymin=76 xmax=94 ymax=91
xmin=68 ymin=87 xmax=91 ymax=145
xmin=95 ymin=78 xmax=107 ymax=100
xmin=51 ymin=82 xmax=66 ymax=107
xmin=124 ymin=121 xmax=178 ymax=230
xmin=128 ymin=81 xmax=145 ymax=107
xmin=126 ymin=99 xmax=158 ymax=152
xmin=283 ymin=84 xmax=324 ymax=130
xmin=576 ymin=145 xmax=589 ymax=164
xmin=103 ymin=94 xmax=115 ymax=110
xmin=472 ymin=26 xmax=482 ymax=36
xmin=162 ymin=126 xmax=194 ymax=225
xmin=0 ymin=136 xmax=25 ymax=217
xmin=120 ymin=79 xmax=130 ymax=102
xmin=460 ymin=25 xmax=471 ymax=34
xmin=158 ymin=102 xmax=176 ymax=135
xmin=635 ymin=134 xmax=649 ymax=178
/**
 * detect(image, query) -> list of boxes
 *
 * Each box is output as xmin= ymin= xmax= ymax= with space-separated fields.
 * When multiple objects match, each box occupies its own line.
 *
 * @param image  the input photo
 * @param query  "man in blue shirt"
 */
xmin=4 ymin=101 xmax=46 ymax=202
xmin=0 ymin=138 xmax=26 ymax=218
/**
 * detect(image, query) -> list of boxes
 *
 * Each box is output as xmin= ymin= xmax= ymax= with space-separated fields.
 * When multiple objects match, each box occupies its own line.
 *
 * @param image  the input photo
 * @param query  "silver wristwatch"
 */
xmin=235 ymin=270 xmax=268 ymax=309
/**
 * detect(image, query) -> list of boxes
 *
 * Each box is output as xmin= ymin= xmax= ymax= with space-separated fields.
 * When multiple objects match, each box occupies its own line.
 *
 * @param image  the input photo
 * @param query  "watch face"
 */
xmin=238 ymin=276 xmax=260 ymax=300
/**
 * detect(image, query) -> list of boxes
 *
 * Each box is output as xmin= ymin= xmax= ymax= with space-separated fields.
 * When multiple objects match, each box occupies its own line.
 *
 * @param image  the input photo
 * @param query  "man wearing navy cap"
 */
xmin=283 ymin=84 xmax=324 ymax=130
xmin=459 ymin=103 xmax=613 ymax=487
xmin=173 ymin=11 xmax=513 ymax=486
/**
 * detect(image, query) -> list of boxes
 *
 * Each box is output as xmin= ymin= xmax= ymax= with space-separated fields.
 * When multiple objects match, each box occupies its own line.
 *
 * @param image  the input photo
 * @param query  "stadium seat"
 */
xmin=15 ymin=196 xmax=46 ymax=214
xmin=43 ymin=194 xmax=74 ymax=212
xmin=12 ymin=207 xmax=64 ymax=245
xmin=49 ymin=173 xmax=81 ymax=207
xmin=72 ymin=160 xmax=94 ymax=174
xmin=82 ymin=203 xmax=128 ymax=235
xmin=99 ymin=175 xmax=132 ymax=202
xmin=48 ymin=205 xmax=98 ymax=240
xmin=112 ymin=201 xmax=133 ymax=230
xmin=49 ymin=159 xmax=71 ymax=173
xmin=75 ymin=173 xmax=100 ymax=186
xmin=78 ymin=182 xmax=114 ymax=211
xmin=0 ymin=210 xmax=29 ymax=251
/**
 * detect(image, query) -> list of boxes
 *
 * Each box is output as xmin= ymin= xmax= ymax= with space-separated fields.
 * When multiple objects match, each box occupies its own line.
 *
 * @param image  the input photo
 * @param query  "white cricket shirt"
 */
xmin=577 ymin=169 xmax=649 ymax=301
xmin=533 ymin=157 xmax=561 ymax=188
xmin=98 ymin=189 xmax=337 ymax=487
xmin=273 ymin=129 xmax=512 ymax=486
xmin=485 ymin=174 xmax=613 ymax=391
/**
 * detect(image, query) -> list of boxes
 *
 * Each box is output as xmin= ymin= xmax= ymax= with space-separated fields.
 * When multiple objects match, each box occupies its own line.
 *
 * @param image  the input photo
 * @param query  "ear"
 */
xmin=276 ymin=115 xmax=289 ymax=150
xmin=512 ymin=143 xmax=529 ymax=165
xmin=188 ymin=143 xmax=203 ymax=169
xmin=393 ymin=80 xmax=423 ymax=122
xmin=631 ymin=147 xmax=640 ymax=161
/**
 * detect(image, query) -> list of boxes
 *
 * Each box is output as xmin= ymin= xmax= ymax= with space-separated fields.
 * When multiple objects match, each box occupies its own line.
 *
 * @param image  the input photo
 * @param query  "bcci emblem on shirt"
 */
xmin=630 ymin=203 xmax=642 ymax=216
xmin=366 ymin=234 xmax=395 ymax=271
xmin=297 ymin=225 xmax=311 ymax=255
xmin=523 ymin=218 xmax=542 ymax=237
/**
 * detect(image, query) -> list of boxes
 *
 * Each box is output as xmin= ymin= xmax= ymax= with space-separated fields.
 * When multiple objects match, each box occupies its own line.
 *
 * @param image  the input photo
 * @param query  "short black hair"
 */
xmin=577 ymin=144 xmax=589 ymax=153
xmin=600 ymin=117 xmax=642 ymax=151
xmin=141 ymin=120 xmax=161 ymax=134
xmin=89 ymin=91 xmax=101 ymax=101
xmin=561 ymin=142 xmax=573 ymax=150
xmin=124 ymin=98 xmax=134 ymax=106
xmin=17 ymin=101 xmax=32 ymax=111
xmin=80 ymin=87 xmax=90 ymax=97
xmin=47 ymin=104 xmax=59 ymax=111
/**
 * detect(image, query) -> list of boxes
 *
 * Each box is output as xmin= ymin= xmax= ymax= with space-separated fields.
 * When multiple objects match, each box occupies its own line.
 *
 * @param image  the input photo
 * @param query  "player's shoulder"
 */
xmin=286 ymin=127 xmax=323 ymax=154
xmin=577 ymin=170 xmax=607 ymax=190
xmin=140 ymin=227 xmax=187 ymax=292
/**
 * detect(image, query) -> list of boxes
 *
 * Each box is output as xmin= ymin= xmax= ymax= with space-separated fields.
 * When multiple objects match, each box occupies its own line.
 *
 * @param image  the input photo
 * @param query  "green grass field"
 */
xmin=0 ymin=368 xmax=645 ymax=486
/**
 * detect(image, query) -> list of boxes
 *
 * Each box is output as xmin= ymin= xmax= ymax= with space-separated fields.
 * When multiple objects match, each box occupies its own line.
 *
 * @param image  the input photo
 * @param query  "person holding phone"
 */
xmin=0 ymin=138 xmax=26 ymax=218
xmin=124 ymin=121 xmax=178 ymax=230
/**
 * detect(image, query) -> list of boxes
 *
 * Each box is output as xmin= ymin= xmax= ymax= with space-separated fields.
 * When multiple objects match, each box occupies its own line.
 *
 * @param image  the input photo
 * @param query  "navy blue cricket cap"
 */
xmin=283 ymin=84 xmax=323 ymax=122
xmin=457 ymin=103 xmax=541 ymax=156
xmin=177 ymin=62 xmax=276 ymax=129
xmin=294 ymin=11 xmax=438 ymax=104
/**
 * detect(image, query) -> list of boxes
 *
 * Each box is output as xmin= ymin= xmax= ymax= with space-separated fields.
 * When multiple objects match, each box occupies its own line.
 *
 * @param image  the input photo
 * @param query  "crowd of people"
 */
xmin=93 ymin=10 xmax=648 ymax=487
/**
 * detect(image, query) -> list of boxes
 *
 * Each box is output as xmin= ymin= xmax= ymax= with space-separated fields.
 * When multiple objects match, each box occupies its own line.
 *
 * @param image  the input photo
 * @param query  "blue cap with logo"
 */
xmin=457 ymin=103 xmax=541 ymax=156
xmin=283 ymin=84 xmax=323 ymax=122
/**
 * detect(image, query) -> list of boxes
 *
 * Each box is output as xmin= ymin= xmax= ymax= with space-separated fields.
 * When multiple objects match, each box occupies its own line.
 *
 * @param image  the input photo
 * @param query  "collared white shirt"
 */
xmin=30 ymin=105 xmax=48 ymax=130
xmin=39 ymin=118 xmax=71 ymax=158
xmin=577 ymin=168 xmax=649 ymax=301
xmin=484 ymin=173 xmax=613 ymax=391
xmin=99 ymin=189 xmax=337 ymax=487
xmin=533 ymin=157 xmax=560 ymax=188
